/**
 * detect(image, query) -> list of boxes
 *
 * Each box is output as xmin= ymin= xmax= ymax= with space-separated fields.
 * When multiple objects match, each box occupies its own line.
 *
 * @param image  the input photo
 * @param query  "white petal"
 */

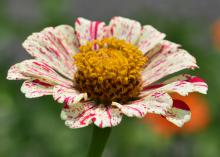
xmin=146 ymin=40 xmax=180 ymax=59
xmin=62 ymin=101 xmax=96 ymax=128
xmin=162 ymin=74 xmax=208 ymax=94
xmin=141 ymin=74 xmax=208 ymax=97
xmin=108 ymin=16 xmax=141 ymax=44
xmin=144 ymin=92 xmax=173 ymax=115
xmin=112 ymin=92 xmax=173 ymax=118
xmin=54 ymin=25 xmax=79 ymax=56
xmin=142 ymin=49 xmax=198 ymax=87
xmin=112 ymin=102 xmax=147 ymax=118
xmin=21 ymin=79 xmax=53 ymax=98
xmin=165 ymin=99 xmax=191 ymax=127
xmin=7 ymin=59 xmax=73 ymax=87
xmin=7 ymin=62 xmax=30 ymax=80
xmin=137 ymin=25 xmax=166 ymax=54
xmin=62 ymin=102 xmax=123 ymax=128
xmin=22 ymin=25 xmax=78 ymax=79
xmin=53 ymin=85 xmax=87 ymax=106
xmin=75 ymin=17 xmax=106 ymax=46
xmin=93 ymin=105 xmax=122 ymax=128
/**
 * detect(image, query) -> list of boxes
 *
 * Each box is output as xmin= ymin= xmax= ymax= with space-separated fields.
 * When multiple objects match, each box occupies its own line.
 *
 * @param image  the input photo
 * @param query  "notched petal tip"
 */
xmin=7 ymin=63 xmax=29 ymax=80
xmin=165 ymin=100 xmax=191 ymax=127
xmin=20 ymin=79 xmax=53 ymax=98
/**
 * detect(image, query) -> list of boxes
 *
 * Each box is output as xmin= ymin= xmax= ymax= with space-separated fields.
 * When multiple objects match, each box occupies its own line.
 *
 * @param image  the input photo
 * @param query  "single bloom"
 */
xmin=144 ymin=93 xmax=210 ymax=137
xmin=7 ymin=17 xmax=208 ymax=129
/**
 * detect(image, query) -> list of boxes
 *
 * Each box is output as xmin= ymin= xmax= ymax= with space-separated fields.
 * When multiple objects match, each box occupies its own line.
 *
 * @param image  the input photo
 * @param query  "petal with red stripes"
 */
xmin=23 ymin=25 xmax=78 ymax=79
xmin=165 ymin=99 xmax=191 ymax=127
xmin=21 ymin=79 xmax=53 ymax=98
xmin=146 ymin=40 xmax=180 ymax=60
xmin=62 ymin=101 xmax=96 ymax=128
xmin=141 ymin=74 xmax=208 ymax=97
xmin=7 ymin=59 xmax=73 ymax=87
xmin=62 ymin=102 xmax=122 ymax=128
xmin=142 ymin=49 xmax=198 ymax=87
xmin=93 ymin=105 xmax=122 ymax=128
xmin=53 ymin=85 xmax=87 ymax=106
xmin=137 ymin=25 xmax=165 ymax=54
xmin=112 ymin=92 xmax=173 ymax=118
xmin=112 ymin=102 xmax=147 ymax=118
xmin=75 ymin=17 xmax=106 ymax=46
xmin=7 ymin=62 xmax=29 ymax=80
xmin=108 ymin=16 xmax=141 ymax=44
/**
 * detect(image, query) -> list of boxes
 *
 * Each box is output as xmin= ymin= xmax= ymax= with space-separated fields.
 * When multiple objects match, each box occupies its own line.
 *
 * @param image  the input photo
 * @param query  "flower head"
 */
xmin=73 ymin=37 xmax=147 ymax=104
xmin=7 ymin=17 xmax=208 ymax=129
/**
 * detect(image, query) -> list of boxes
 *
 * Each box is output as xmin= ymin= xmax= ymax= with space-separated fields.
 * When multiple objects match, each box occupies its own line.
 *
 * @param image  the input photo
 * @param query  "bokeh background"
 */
xmin=1 ymin=0 xmax=220 ymax=157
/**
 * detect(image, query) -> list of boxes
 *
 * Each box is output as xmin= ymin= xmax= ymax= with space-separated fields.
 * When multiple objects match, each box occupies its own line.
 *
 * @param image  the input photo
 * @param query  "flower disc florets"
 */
xmin=74 ymin=38 xmax=147 ymax=104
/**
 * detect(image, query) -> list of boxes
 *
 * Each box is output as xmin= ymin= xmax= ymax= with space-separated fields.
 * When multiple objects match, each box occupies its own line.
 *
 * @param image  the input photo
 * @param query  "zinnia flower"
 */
xmin=7 ymin=17 xmax=208 ymax=129
xmin=145 ymin=93 xmax=210 ymax=137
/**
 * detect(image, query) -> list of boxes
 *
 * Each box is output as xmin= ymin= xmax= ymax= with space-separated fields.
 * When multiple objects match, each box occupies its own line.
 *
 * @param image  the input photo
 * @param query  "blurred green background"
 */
xmin=1 ymin=0 xmax=220 ymax=157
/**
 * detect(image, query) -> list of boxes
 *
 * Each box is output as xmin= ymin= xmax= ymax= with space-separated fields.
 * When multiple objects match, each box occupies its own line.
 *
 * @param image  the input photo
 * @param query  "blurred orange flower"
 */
xmin=144 ymin=93 xmax=210 ymax=137
xmin=212 ymin=19 xmax=220 ymax=50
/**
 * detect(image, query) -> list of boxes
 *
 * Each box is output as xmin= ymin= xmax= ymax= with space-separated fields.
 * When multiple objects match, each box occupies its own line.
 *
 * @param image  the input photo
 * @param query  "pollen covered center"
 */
xmin=73 ymin=38 xmax=147 ymax=104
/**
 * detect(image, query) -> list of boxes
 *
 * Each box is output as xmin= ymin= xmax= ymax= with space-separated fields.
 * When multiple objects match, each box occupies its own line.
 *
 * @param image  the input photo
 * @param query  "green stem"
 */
xmin=87 ymin=126 xmax=112 ymax=157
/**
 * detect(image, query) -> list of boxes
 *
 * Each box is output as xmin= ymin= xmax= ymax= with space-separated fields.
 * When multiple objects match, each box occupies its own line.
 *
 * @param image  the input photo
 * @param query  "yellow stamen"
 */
xmin=73 ymin=38 xmax=147 ymax=104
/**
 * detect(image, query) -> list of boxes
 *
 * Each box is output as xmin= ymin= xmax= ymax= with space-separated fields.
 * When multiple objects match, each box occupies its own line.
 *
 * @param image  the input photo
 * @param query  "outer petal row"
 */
xmin=62 ymin=92 xmax=174 ymax=128
xmin=112 ymin=90 xmax=192 ymax=127
xmin=75 ymin=16 xmax=165 ymax=54
xmin=7 ymin=17 xmax=206 ymax=130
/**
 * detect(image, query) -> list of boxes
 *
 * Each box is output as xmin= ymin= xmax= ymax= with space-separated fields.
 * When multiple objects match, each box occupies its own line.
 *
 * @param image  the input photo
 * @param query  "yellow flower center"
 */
xmin=73 ymin=38 xmax=147 ymax=104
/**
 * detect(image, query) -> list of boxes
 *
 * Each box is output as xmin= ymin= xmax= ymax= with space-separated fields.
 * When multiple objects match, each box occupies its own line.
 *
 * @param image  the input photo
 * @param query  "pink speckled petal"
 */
xmin=146 ymin=40 xmax=180 ymax=60
xmin=62 ymin=102 xmax=122 ymax=128
xmin=53 ymin=85 xmax=87 ymax=106
xmin=112 ymin=102 xmax=147 ymax=118
xmin=62 ymin=101 xmax=97 ymax=128
xmin=162 ymin=75 xmax=208 ymax=95
xmin=165 ymin=99 xmax=191 ymax=127
xmin=23 ymin=25 xmax=78 ymax=79
xmin=137 ymin=25 xmax=166 ymax=54
xmin=141 ymin=74 xmax=208 ymax=97
xmin=112 ymin=92 xmax=173 ymax=118
xmin=7 ymin=62 xmax=30 ymax=80
xmin=54 ymin=25 xmax=79 ymax=56
xmin=7 ymin=59 xmax=72 ymax=87
xmin=108 ymin=16 xmax=141 ymax=44
xmin=142 ymin=49 xmax=198 ymax=87
xmin=93 ymin=105 xmax=122 ymax=128
xmin=21 ymin=79 xmax=53 ymax=98
xmin=75 ymin=17 xmax=106 ymax=45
